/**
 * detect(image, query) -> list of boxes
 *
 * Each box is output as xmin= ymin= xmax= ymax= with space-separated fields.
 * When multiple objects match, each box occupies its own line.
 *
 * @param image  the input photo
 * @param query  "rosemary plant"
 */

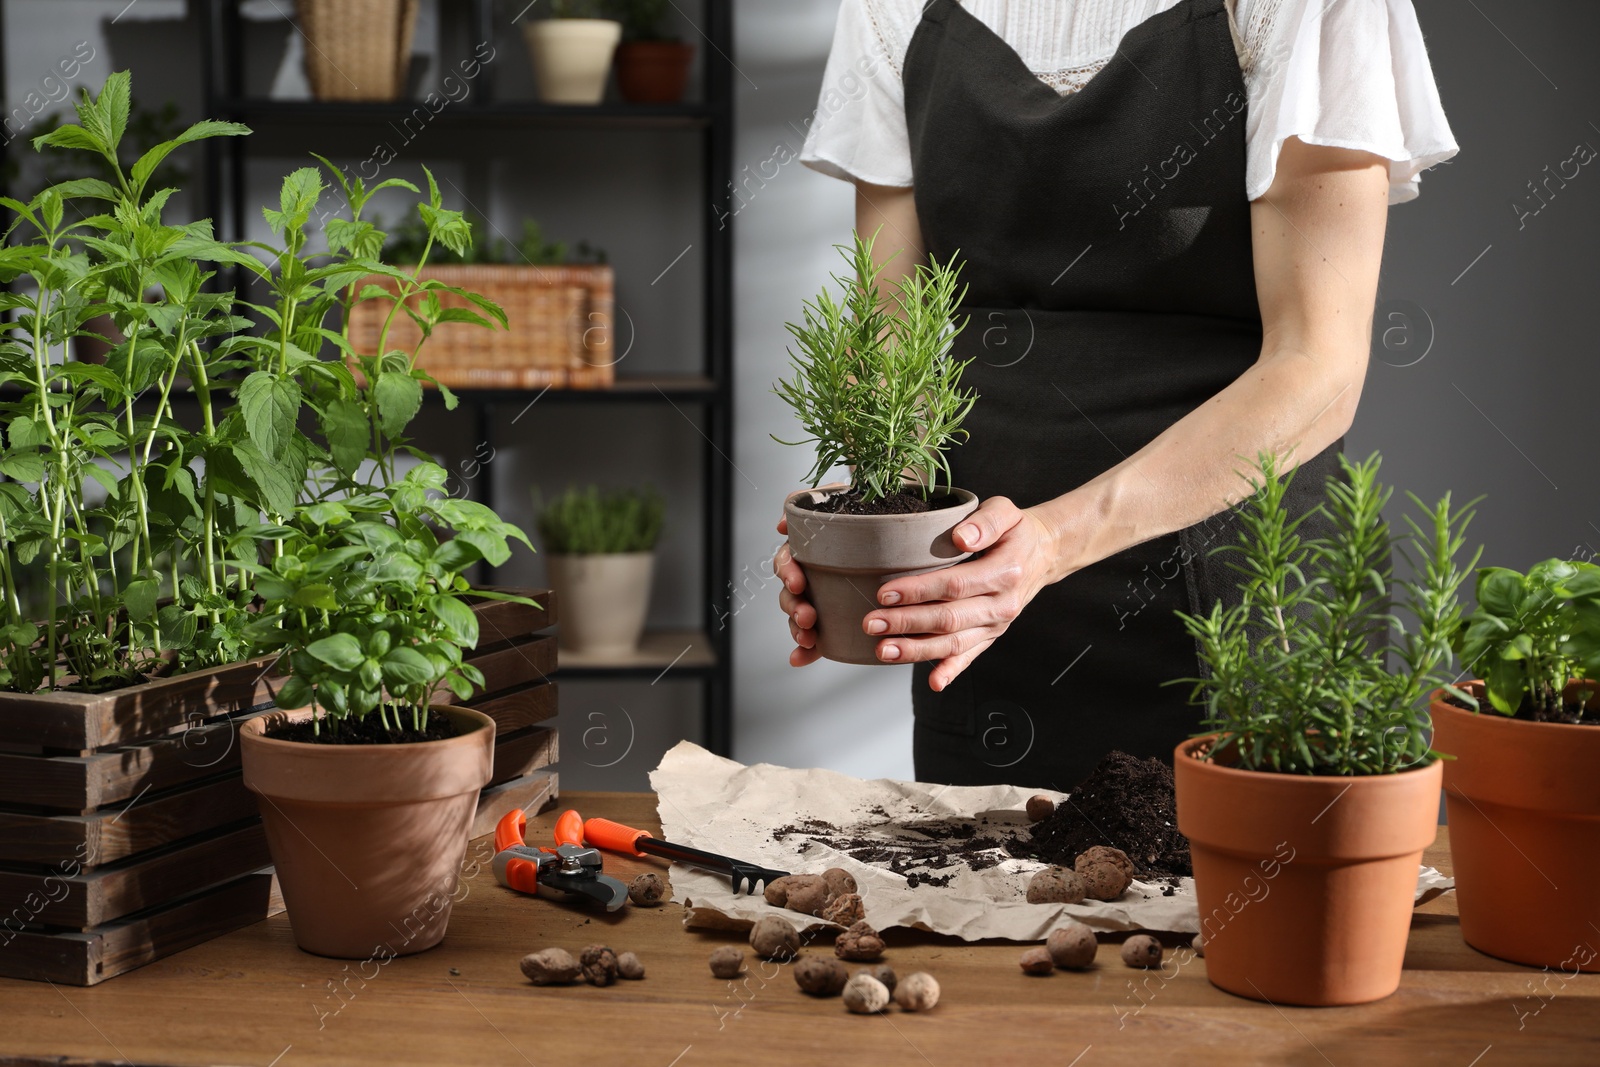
xmin=772 ymin=229 xmax=976 ymax=503
xmin=1174 ymin=452 xmax=1480 ymax=775
xmin=537 ymin=486 xmax=665 ymax=554
xmin=1449 ymin=559 xmax=1600 ymax=719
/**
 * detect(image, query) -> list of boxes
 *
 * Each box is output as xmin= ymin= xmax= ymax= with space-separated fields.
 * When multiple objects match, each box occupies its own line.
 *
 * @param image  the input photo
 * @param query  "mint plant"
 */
xmin=773 ymin=229 xmax=975 ymax=503
xmin=1174 ymin=452 xmax=1480 ymax=775
xmin=1449 ymin=560 xmax=1600 ymax=719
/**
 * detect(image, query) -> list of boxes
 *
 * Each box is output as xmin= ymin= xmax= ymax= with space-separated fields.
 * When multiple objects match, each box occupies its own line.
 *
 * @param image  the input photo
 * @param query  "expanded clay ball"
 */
xmin=784 ymin=876 xmax=830 ymax=917
xmin=821 ymin=891 xmax=865 ymax=927
xmin=616 ymin=952 xmax=645 ymax=980
xmin=859 ymin=963 xmax=896 ymax=994
xmin=709 ymin=946 xmax=745 ymax=978
xmin=894 ymin=972 xmax=940 ymax=1012
xmin=1046 ymin=922 xmax=1098 ymax=970
xmin=822 ymin=867 xmax=858 ymax=899
xmin=580 ymin=944 xmax=619 ymax=986
xmin=628 ymin=872 xmax=666 ymax=906
xmin=1079 ymin=862 xmax=1131 ymax=902
xmin=842 ymin=972 xmax=890 ymax=1014
xmin=750 ymin=915 xmax=801 ymax=961
xmin=1019 ymin=947 xmax=1055 ymax=975
xmin=1074 ymin=846 xmax=1134 ymax=882
xmin=1026 ymin=794 xmax=1056 ymax=823
xmin=834 ymin=920 xmax=885 ymax=962
xmin=794 ymin=955 xmax=849 ymax=996
xmin=519 ymin=947 xmax=581 ymax=985
xmin=1026 ymin=865 xmax=1086 ymax=905
xmin=1121 ymin=934 xmax=1163 ymax=969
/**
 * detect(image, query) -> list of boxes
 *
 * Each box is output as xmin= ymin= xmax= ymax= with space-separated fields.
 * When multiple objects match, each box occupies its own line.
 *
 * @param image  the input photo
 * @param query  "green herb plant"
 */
xmin=537 ymin=486 xmax=664 ymax=554
xmin=772 ymin=228 xmax=975 ymax=503
xmin=381 ymin=214 xmax=605 ymax=267
xmin=1448 ymin=559 xmax=1600 ymax=719
xmin=547 ymin=0 xmax=609 ymax=18
xmin=1174 ymin=452 xmax=1480 ymax=775
xmin=607 ymin=0 xmax=676 ymax=41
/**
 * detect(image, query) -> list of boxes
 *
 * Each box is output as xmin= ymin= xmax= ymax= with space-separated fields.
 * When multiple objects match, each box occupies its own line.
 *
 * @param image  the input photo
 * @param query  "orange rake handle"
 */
xmin=582 ymin=816 xmax=651 ymax=857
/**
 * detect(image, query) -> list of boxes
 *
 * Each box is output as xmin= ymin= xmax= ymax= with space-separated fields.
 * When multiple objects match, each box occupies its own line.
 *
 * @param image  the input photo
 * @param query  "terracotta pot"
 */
xmin=1174 ymin=735 xmax=1442 ymax=1005
xmin=241 ymin=706 xmax=494 ymax=959
xmin=546 ymin=551 xmax=654 ymax=657
xmin=523 ymin=19 xmax=621 ymax=105
xmin=1431 ymin=682 xmax=1600 ymax=972
xmin=614 ymin=40 xmax=695 ymax=104
xmin=783 ymin=482 xmax=979 ymax=665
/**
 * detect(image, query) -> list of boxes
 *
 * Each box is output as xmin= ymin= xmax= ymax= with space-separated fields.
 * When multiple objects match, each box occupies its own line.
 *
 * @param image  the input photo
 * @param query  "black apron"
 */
xmin=903 ymin=0 xmax=1343 ymax=789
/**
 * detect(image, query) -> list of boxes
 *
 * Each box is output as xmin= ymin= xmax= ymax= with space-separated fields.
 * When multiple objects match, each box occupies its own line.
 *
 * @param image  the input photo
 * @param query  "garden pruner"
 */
xmin=492 ymin=808 xmax=628 ymax=911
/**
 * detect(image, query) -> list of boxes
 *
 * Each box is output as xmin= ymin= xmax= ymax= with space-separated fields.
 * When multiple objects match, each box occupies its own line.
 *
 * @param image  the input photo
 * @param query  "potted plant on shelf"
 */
xmin=238 ymin=466 xmax=534 ymax=959
xmin=524 ymin=0 xmax=622 ymax=105
xmin=296 ymin=0 xmax=419 ymax=102
xmin=608 ymin=0 xmax=695 ymax=104
xmin=1171 ymin=452 xmax=1478 ymax=1006
xmin=773 ymin=229 xmax=979 ymax=665
xmin=1431 ymin=559 xmax=1600 ymax=972
xmin=537 ymin=485 xmax=664 ymax=658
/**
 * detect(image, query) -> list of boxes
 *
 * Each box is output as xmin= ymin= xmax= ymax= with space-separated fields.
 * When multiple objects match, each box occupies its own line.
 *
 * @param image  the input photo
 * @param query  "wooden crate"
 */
xmin=346 ymin=264 xmax=616 ymax=390
xmin=0 ymin=589 xmax=559 ymax=984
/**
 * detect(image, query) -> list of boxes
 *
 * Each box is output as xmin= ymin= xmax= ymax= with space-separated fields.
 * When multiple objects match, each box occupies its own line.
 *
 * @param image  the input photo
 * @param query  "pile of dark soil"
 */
xmin=1011 ymin=750 xmax=1191 ymax=878
xmin=266 ymin=709 xmax=459 ymax=745
xmin=794 ymin=489 xmax=965 ymax=516
xmin=773 ymin=812 xmax=1014 ymax=887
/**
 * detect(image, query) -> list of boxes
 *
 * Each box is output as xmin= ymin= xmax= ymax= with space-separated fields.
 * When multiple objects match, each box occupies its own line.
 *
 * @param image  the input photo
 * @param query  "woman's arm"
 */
xmin=860 ymin=136 xmax=1392 ymax=689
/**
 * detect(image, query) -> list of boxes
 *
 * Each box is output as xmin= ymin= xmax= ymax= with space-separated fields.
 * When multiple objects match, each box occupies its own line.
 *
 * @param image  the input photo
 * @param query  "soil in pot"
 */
xmin=1011 ymin=751 xmax=1191 ymax=879
xmin=794 ymin=488 xmax=968 ymax=517
xmin=242 ymin=705 xmax=494 ymax=959
xmin=1441 ymin=688 xmax=1598 ymax=725
xmin=266 ymin=708 xmax=457 ymax=744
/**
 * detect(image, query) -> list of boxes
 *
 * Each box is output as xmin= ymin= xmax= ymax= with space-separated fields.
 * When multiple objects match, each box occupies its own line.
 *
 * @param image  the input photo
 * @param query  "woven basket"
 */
xmin=347 ymin=264 xmax=616 ymax=390
xmin=296 ymin=0 xmax=419 ymax=102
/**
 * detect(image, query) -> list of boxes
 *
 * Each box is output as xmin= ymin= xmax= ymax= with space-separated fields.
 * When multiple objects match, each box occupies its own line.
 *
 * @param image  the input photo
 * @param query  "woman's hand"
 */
xmin=869 ymin=496 xmax=1059 ymax=689
xmin=774 ymin=517 xmax=823 ymax=668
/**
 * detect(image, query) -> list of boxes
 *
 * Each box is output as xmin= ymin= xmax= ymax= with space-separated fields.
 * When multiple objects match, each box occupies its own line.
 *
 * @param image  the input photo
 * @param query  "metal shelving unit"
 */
xmin=194 ymin=0 xmax=735 ymax=757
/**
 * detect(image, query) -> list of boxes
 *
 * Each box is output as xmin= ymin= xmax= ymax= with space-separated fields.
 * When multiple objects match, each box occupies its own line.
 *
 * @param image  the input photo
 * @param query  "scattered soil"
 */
xmin=1013 ymin=751 xmax=1191 ymax=879
xmin=773 ymin=813 xmax=1011 ymax=888
xmin=265 ymin=709 xmax=460 ymax=745
xmin=1442 ymin=691 xmax=1598 ymax=726
xmin=795 ymin=488 xmax=966 ymax=516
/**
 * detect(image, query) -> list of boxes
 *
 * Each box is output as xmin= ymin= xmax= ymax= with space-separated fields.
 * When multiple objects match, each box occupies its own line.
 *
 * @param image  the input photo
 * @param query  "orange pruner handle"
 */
xmin=495 ymin=808 xmax=527 ymax=853
xmin=583 ymin=816 xmax=650 ymax=857
xmin=554 ymin=809 xmax=585 ymax=848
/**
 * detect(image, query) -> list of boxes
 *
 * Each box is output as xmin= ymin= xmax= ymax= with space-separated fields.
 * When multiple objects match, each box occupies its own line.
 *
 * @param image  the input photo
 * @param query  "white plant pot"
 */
xmin=547 ymin=552 xmax=654 ymax=657
xmin=523 ymin=20 xmax=622 ymax=105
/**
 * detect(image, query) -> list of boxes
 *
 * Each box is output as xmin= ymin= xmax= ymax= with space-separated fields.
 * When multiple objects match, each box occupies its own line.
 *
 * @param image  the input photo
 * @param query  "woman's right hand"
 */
xmin=774 ymin=516 xmax=822 ymax=667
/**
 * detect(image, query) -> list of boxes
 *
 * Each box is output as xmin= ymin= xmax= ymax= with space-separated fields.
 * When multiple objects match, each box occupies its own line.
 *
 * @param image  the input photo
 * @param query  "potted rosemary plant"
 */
xmin=608 ymin=0 xmax=695 ymax=104
xmin=523 ymin=0 xmax=622 ymax=105
xmin=1431 ymin=559 xmax=1600 ymax=971
xmin=1171 ymin=452 xmax=1478 ymax=1006
xmin=773 ymin=230 xmax=978 ymax=665
xmin=538 ymin=485 xmax=664 ymax=657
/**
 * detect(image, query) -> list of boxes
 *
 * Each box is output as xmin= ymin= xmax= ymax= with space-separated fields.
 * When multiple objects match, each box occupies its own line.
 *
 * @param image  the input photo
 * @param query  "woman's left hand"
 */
xmin=866 ymin=496 xmax=1060 ymax=690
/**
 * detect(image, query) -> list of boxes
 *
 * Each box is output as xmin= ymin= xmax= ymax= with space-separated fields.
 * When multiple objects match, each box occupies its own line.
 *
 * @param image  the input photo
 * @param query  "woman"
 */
xmin=774 ymin=0 xmax=1457 ymax=789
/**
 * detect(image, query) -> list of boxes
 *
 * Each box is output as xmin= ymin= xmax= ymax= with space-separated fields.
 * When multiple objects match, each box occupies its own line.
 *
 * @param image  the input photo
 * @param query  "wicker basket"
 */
xmin=296 ymin=0 xmax=419 ymax=102
xmin=347 ymin=264 xmax=616 ymax=390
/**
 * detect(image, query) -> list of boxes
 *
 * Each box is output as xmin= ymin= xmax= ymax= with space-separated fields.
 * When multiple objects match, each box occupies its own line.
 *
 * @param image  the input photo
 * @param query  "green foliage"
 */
xmin=237 ymin=465 xmax=535 ymax=731
xmin=0 ymin=72 xmax=532 ymax=708
xmin=381 ymin=214 xmax=605 ymax=267
xmin=547 ymin=0 xmax=610 ymax=18
xmin=537 ymin=486 xmax=665 ymax=554
xmin=1449 ymin=559 xmax=1600 ymax=718
xmin=772 ymin=229 xmax=976 ymax=503
xmin=1173 ymin=452 xmax=1480 ymax=776
xmin=606 ymin=0 xmax=675 ymax=40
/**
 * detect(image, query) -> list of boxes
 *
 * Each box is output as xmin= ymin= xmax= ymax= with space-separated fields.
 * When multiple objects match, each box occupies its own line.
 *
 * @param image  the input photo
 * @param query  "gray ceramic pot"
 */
xmin=783 ymin=482 xmax=980 ymax=665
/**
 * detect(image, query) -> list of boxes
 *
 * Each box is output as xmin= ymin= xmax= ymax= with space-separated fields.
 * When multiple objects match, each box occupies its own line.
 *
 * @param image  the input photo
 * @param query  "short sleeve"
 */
xmin=798 ymin=0 xmax=916 ymax=188
xmin=1238 ymin=0 xmax=1459 ymax=204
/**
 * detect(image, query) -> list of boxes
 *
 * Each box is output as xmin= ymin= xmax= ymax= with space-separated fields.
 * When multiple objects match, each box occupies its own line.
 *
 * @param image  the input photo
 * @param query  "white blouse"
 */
xmin=799 ymin=0 xmax=1458 ymax=205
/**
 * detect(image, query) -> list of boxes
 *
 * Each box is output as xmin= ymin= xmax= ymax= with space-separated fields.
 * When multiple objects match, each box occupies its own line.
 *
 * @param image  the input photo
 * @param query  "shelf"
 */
xmin=556 ymin=629 xmax=717 ymax=680
xmin=218 ymin=99 xmax=720 ymax=130
xmin=435 ymin=376 xmax=721 ymax=405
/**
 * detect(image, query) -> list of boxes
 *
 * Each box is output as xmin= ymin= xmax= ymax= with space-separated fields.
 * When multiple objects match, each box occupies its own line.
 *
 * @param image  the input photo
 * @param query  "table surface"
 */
xmin=1 ymin=792 xmax=1596 ymax=1067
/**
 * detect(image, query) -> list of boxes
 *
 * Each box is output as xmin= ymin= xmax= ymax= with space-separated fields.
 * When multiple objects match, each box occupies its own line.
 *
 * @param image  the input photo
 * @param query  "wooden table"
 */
xmin=1 ymin=792 xmax=1596 ymax=1066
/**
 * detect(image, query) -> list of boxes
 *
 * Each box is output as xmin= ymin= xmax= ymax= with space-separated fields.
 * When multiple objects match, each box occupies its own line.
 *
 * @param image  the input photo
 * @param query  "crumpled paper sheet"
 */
xmin=650 ymin=742 xmax=1454 ymax=940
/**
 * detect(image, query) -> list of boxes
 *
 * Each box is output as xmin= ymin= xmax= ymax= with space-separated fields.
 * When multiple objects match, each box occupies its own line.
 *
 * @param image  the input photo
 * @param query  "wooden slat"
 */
xmin=0 ymin=823 xmax=270 ymax=930
xmin=469 ymin=588 xmax=556 ymax=641
xmin=0 ymin=869 xmax=282 ymax=987
xmin=470 ymin=769 xmax=559 ymax=838
xmin=0 ymin=775 xmax=259 ymax=869
xmin=464 ymin=635 xmax=556 ymax=695
xmin=488 ymin=726 xmax=557 ymax=787
xmin=468 ymin=681 xmax=557 ymax=734
xmin=0 ymin=656 xmax=280 ymax=751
